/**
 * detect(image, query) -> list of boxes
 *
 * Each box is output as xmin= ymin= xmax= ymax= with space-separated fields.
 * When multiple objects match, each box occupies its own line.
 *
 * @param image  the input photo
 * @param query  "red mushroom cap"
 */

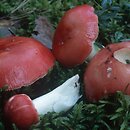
xmin=52 ymin=4 xmax=98 ymax=67
xmin=4 ymin=94 xmax=39 ymax=129
xmin=0 ymin=36 xmax=55 ymax=90
xmin=84 ymin=42 xmax=130 ymax=101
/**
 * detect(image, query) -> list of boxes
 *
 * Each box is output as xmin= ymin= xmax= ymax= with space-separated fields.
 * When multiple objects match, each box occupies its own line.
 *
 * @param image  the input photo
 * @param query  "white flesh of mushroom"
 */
xmin=32 ymin=74 xmax=81 ymax=115
xmin=87 ymin=42 xmax=101 ymax=61
xmin=114 ymin=48 xmax=130 ymax=64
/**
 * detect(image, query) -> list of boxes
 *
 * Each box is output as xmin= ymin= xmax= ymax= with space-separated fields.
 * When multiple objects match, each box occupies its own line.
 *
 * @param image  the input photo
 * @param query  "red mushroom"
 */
xmin=4 ymin=94 xmax=38 ymax=129
xmin=84 ymin=42 xmax=130 ymax=101
xmin=52 ymin=4 xmax=99 ymax=67
xmin=0 ymin=36 xmax=55 ymax=90
xmin=4 ymin=75 xmax=81 ymax=129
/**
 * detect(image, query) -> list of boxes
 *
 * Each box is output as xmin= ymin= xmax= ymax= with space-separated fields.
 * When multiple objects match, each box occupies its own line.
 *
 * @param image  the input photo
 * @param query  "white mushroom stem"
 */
xmin=87 ymin=42 xmax=101 ymax=61
xmin=32 ymin=74 xmax=81 ymax=115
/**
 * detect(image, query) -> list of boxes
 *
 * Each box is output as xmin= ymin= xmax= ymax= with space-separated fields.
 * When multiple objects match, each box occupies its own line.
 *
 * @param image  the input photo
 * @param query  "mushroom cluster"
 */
xmin=1 ymin=35 xmax=81 ymax=129
xmin=1 ymin=4 xmax=99 ymax=129
xmin=2 ymin=3 xmax=130 ymax=130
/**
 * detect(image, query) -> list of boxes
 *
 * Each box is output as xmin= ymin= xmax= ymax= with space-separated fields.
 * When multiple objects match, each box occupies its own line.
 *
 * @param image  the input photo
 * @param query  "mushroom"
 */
xmin=84 ymin=42 xmax=130 ymax=101
xmin=4 ymin=94 xmax=39 ymax=130
xmin=4 ymin=75 xmax=81 ymax=129
xmin=52 ymin=4 xmax=99 ymax=67
xmin=0 ymin=36 xmax=55 ymax=90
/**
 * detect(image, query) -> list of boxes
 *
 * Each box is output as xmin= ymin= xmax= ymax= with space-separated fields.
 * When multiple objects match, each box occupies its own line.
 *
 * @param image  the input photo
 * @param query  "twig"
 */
xmin=11 ymin=0 xmax=30 ymax=14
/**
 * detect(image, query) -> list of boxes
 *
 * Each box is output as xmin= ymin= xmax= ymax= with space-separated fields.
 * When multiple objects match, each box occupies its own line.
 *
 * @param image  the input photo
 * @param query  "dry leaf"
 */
xmin=32 ymin=16 xmax=54 ymax=49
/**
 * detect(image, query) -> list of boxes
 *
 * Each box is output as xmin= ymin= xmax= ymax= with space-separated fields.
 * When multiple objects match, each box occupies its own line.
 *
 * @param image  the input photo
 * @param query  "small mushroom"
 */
xmin=0 ymin=36 xmax=55 ymax=90
xmin=52 ymin=4 xmax=99 ymax=67
xmin=84 ymin=42 xmax=130 ymax=101
xmin=4 ymin=75 xmax=81 ymax=129
xmin=4 ymin=94 xmax=39 ymax=130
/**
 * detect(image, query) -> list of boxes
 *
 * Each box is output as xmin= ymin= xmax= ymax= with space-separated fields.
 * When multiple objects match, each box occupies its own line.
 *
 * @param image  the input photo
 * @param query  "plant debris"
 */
xmin=32 ymin=16 xmax=54 ymax=49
